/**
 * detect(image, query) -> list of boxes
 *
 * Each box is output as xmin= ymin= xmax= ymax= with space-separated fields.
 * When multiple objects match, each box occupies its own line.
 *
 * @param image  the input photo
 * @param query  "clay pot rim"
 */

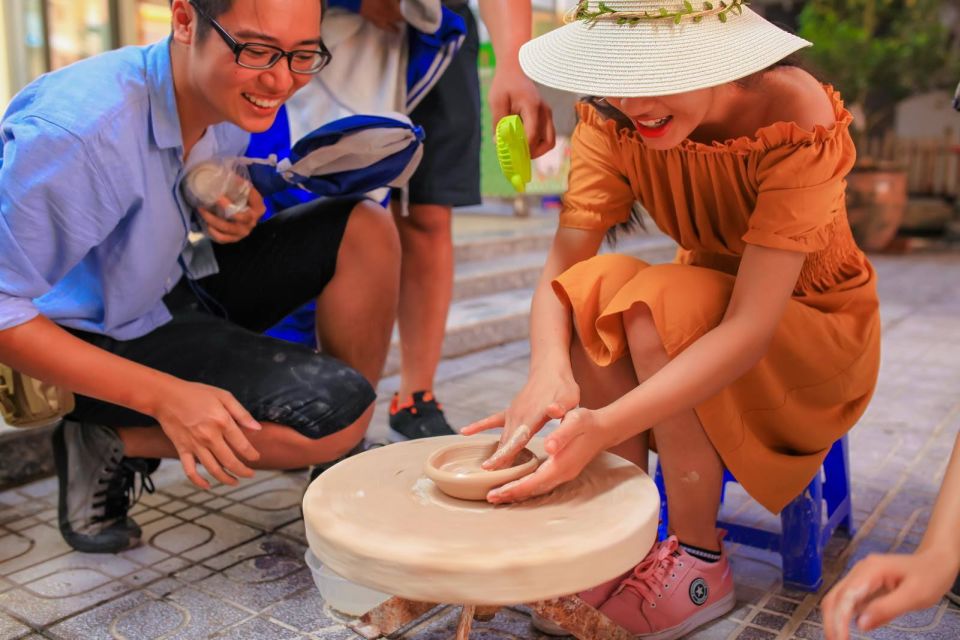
xmin=424 ymin=440 xmax=540 ymax=499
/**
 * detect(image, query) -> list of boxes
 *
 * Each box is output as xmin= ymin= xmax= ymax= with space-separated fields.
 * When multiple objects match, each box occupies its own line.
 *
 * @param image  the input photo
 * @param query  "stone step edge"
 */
xmin=383 ymin=241 xmax=678 ymax=377
xmin=452 ymin=234 xmax=676 ymax=300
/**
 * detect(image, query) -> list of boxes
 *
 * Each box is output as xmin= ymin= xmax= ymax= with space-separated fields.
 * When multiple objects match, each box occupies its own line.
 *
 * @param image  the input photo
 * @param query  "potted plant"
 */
xmin=797 ymin=0 xmax=959 ymax=250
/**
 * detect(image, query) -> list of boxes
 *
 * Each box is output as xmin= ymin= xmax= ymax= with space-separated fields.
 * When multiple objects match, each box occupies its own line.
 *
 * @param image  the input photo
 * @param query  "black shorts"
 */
xmin=406 ymin=3 xmax=482 ymax=207
xmin=65 ymin=197 xmax=376 ymax=440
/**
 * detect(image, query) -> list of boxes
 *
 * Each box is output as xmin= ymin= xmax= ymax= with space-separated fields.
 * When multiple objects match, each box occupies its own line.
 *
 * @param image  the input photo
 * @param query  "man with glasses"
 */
xmin=0 ymin=0 xmax=399 ymax=553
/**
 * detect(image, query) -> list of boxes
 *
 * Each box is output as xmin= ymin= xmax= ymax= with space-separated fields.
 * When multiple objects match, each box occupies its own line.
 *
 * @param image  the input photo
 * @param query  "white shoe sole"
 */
xmin=531 ymin=590 xmax=736 ymax=640
xmin=637 ymin=589 xmax=737 ymax=640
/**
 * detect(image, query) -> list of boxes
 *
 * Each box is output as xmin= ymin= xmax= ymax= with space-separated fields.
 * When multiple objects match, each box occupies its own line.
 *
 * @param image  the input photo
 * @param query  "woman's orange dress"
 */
xmin=553 ymin=87 xmax=880 ymax=513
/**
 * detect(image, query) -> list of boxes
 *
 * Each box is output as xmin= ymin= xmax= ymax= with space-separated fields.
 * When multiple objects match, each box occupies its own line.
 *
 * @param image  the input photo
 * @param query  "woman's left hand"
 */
xmin=486 ymin=407 xmax=612 ymax=504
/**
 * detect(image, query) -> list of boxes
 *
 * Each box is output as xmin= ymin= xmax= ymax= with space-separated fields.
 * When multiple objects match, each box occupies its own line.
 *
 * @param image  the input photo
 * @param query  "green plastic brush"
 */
xmin=495 ymin=115 xmax=532 ymax=193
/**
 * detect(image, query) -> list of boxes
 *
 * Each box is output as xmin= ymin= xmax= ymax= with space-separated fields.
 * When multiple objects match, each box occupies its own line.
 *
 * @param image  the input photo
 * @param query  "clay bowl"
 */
xmin=424 ymin=440 xmax=540 ymax=501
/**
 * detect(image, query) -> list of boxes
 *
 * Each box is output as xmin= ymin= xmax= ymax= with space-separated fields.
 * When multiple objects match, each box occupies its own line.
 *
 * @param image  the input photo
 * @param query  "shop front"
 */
xmin=1 ymin=0 xmax=171 ymax=108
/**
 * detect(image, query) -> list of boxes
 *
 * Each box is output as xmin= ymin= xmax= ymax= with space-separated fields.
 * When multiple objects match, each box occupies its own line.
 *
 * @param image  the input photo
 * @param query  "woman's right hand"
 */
xmin=151 ymin=380 xmax=262 ymax=489
xmin=461 ymin=366 xmax=580 ymax=470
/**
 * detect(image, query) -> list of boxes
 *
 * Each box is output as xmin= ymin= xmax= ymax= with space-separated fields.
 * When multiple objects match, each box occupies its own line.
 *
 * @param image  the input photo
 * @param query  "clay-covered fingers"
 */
xmin=822 ymin=560 xmax=895 ymax=639
xmin=460 ymin=412 xmax=506 ymax=435
xmin=486 ymin=457 xmax=567 ymax=504
xmin=856 ymin=577 xmax=931 ymax=632
xmin=482 ymin=423 xmax=535 ymax=471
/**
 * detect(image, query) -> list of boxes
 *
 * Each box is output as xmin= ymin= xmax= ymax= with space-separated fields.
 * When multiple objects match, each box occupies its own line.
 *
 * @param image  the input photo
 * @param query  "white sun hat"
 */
xmin=519 ymin=0 xmax=812 ymax=98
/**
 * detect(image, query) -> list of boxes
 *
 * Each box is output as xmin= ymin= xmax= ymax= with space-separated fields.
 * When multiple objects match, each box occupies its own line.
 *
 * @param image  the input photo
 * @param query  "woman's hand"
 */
xmin=822 ymin=550 xmax=957 ymax=640
xmin=151 ymin=380 xmax=262 ymax=489
xmin=485 ymin=407 xmax=613 ymax=504
xmin=461 ymin=366 xmax=579 ymax=470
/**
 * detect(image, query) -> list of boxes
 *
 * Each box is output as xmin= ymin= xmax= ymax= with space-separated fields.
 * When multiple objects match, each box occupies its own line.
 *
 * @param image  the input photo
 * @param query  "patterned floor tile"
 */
xmin=3 ymin=251 xmax=960 ymax=639
xmin=0 ymin=525 xmax=70 ymax=576
xmin=47 ymin=586 xmax=238 ymax=640
xmin=261 ymin=586 xmax=352 ymax=635
xmin=0 ymin=610 xmax=33 ymax=639
xmin=208 ymin=615 xmax=306 ymax=639
xmin=0 ymin=578 xmax=134 ymax=627
xmin=198 ymin=537 xmax=311 ymax=610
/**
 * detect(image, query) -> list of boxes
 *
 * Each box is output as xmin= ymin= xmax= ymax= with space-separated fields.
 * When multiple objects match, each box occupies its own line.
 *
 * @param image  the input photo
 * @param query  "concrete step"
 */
xmin=384 ymin=232 xmax=677 ymax=376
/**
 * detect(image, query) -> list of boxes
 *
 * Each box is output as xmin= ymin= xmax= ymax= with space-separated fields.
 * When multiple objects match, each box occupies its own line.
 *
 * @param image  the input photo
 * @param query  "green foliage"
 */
xmin=573 ymin=0 xmax=749 ymax=25
xmin=797 ymin=0 xmax=959 ymax=137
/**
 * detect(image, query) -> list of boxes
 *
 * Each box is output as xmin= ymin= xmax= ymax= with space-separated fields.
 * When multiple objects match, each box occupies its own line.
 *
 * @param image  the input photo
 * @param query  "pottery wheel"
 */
xmin=302 ymin=435 xmax=660 ymax=605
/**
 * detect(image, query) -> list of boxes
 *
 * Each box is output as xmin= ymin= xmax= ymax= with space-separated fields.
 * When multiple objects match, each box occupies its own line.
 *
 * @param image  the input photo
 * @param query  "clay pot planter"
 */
xmin=424 ymin=440 xmax=540 ymax=501
xmin=845 ymin=167 xmax=907 ymax=252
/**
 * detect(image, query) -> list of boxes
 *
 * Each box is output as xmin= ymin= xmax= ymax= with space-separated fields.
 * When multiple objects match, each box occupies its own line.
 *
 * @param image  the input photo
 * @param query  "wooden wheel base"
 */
xmin=348 ymin=594 xmax=634 ymax=639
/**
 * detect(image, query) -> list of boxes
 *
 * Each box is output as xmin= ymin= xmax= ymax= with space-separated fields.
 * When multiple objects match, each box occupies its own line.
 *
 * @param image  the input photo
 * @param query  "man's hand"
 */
xmin=152 ymin=380 xmax=263 ymax=489
xmin=489 ymin=66 xmax=556 ymax=159
xmin=197 ymin=185 xmax=266 ymax=244
xmin=360 ymin=0 xmax=403 ymax=32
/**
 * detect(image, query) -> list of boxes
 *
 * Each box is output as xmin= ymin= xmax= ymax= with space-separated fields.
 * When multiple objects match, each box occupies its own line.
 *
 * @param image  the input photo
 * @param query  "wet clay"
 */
xmin=425 ymin=440 xmax=539 ymax=500
xmin=302 ymin=435 xmax=660 ymax=605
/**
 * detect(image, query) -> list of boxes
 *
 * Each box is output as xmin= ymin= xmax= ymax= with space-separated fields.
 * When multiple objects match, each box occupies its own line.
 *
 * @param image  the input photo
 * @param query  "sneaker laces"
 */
xmin=618 ymin=537 xmax=681 ymax=605
xmin=93 ymin=457 xmax=157 ymax=524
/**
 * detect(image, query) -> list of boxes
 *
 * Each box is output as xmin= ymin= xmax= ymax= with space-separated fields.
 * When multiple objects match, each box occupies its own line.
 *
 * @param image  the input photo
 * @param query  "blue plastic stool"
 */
xmin=653 ymin=436 xmax=854 ymax=592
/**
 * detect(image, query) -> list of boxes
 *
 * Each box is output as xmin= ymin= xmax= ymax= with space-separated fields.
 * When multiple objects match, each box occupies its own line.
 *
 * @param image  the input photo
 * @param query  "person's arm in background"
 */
xmin=822 ymin=431 xmax=960 ymax=639
xmin=478 ymin=0 xmax=556 ymax=158
xmin=331 ymin=0 xmax=403 ymax=32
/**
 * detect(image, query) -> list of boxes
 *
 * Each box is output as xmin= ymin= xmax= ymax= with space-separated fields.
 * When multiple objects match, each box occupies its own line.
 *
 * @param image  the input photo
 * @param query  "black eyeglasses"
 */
xmin=189 ymin=0 xmax=331 ymax=75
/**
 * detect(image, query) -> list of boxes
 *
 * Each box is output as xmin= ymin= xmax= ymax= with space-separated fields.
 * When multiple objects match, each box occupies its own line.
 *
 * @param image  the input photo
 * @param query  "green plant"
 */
xmin=571 ymin=0 xmax=750 ymax=25
xmin=797 ymin=0 xmax=959 ymax=149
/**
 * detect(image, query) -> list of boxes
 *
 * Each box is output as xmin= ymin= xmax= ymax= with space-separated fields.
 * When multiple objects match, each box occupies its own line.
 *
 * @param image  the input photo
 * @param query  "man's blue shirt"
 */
xmin=0 ymin=38 xmax=249 ymax=340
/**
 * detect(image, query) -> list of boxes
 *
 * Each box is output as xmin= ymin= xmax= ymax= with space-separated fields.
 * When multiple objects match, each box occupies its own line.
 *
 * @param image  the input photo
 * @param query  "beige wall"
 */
xmin=0 ymin=6 xmax=10 ymax=110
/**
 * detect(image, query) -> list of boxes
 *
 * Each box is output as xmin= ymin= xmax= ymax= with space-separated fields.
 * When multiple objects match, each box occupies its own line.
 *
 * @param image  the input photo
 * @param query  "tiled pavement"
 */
xmin=1 ymin=248 xmax=959 ymax=639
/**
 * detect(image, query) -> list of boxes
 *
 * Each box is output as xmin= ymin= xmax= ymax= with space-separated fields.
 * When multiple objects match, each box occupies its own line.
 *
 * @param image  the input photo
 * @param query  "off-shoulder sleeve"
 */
xmin=559 ymin=103 xmax=634 ymax=231
xmin=743 ymin=115 xmax=856 ymax=253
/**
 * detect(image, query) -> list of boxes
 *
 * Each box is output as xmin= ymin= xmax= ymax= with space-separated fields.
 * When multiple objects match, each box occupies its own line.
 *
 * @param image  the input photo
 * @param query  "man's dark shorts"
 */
xmin=65 ymin=197 xmax=376 ymax=440
xmin=407 ymin=3 xmax=482 ymax=207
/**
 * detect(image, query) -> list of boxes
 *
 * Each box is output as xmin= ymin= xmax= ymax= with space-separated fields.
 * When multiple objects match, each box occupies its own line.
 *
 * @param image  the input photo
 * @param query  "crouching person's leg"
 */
xmin=56 ymin=321 xmax=378 ymax=553
xmin=53 ymin=198 xmax=399 ymax=553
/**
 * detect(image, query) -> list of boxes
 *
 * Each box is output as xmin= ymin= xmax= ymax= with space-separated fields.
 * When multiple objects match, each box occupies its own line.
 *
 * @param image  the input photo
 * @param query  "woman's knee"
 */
xmin=623 ymin=303 xmax=668 ymax=376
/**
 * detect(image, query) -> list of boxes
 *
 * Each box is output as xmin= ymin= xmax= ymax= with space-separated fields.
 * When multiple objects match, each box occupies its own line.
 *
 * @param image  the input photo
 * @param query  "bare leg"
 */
xmin=118 ymin=407 xmax=374 ymax=468
xmin=623 ymin=303 xmax=724 ymax=551
xmin=315 ymin=200 xmax=401 ymax=387
xmin=393 ymin=202 xmax=454 ymax=399
xmin=118 ymin=201 xmax=400 ymax=470
xmin=569 ymin=333 xmax=649 ymax=471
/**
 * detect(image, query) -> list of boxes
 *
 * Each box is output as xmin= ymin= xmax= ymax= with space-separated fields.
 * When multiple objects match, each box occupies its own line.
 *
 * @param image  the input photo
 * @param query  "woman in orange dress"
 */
xmin=463 ymin=1 xmax=881 ymax=638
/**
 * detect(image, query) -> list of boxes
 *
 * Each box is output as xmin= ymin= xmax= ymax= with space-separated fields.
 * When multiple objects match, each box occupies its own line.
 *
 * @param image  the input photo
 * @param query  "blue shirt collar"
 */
xmin=146 ymin=37 xmax=183 ymax=151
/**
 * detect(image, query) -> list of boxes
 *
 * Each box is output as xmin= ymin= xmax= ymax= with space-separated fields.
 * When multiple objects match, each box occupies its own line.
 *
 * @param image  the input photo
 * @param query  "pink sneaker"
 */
xmin=598 ymin=535 xmax=735 ymax=640
xmin=530 ymin=567 xmax=635 ymax=635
